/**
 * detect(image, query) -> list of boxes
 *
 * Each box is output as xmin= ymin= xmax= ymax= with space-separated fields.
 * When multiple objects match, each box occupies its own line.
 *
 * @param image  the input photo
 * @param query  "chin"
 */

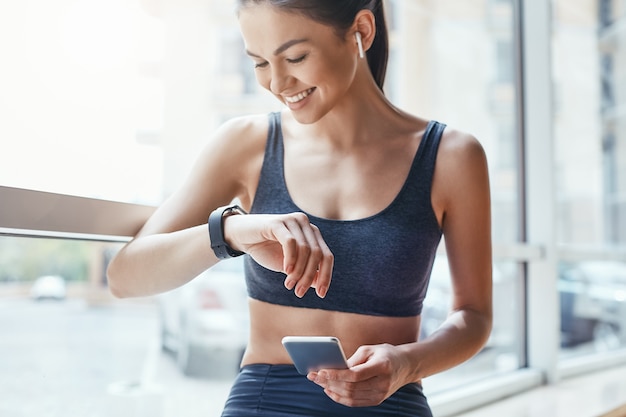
xmin=289 ymin=111 xmax=318 ymax=125
xmin=288 ymin=106 xmax=331 ymax=125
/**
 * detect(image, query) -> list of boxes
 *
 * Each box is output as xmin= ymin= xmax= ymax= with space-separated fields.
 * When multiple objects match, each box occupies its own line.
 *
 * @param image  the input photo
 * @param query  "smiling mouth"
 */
xmin=284 ymin=88 xmax=315 ymax=104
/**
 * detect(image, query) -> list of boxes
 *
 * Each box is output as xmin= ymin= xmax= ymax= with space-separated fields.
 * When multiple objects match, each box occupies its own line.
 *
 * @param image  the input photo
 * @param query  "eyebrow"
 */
xmin=245 ymin=38 xmax=309 ymax=58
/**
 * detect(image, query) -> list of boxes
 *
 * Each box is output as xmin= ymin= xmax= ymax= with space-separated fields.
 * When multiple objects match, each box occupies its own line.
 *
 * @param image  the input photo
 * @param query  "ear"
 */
xmin=352 ymin=9 xmax=376 ymax=54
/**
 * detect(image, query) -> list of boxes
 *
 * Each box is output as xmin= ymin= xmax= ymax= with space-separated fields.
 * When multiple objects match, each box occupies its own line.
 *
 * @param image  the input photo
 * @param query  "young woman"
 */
xmin=107 ymin=1 xmax=493 ymax=415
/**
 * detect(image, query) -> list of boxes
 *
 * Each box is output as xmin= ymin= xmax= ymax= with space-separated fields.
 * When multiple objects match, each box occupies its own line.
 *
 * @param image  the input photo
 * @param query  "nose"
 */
xmin=269 ymin=64 xmax=292 ymax=95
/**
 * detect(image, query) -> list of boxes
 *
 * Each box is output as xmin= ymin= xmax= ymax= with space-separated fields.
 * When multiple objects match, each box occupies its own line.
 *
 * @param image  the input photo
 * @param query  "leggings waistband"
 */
xmin=220 ymin=364 xmax=433 ymax=417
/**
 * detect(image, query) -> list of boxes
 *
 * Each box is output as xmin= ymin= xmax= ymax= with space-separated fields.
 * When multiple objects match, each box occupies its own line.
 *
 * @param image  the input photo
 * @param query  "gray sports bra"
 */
xmin=244 ymin=112 xmax=444 ymax=317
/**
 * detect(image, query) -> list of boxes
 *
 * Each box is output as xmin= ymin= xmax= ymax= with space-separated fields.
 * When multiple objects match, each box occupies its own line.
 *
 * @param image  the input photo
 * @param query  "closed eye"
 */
xmin=287 ymin=54 xmax=307 ymax=64
xmin=254 ymin=61 xmax=269 ymax=69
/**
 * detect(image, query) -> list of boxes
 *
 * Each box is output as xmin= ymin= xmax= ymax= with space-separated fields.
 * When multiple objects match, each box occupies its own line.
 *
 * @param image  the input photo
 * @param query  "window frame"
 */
xmin=0 ymin=186 xmax=154 ymax=242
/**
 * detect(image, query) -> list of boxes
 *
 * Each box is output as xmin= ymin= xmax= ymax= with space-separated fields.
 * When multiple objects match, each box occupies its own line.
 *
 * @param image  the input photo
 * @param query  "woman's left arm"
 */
xmin=404 ymin=128 xmax=494 ymax=377
xmin=310 ymin=130 xmax=493 ymax=407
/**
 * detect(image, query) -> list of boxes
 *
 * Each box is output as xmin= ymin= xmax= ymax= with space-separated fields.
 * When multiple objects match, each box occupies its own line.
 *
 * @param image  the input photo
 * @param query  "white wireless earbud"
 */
xmin=355 ymin=32 xmax=365 ymax=59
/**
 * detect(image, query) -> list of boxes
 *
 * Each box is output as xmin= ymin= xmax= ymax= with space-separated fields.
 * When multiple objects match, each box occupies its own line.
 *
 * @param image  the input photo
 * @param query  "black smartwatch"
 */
xmin=208 ymin=204 xmax=247 ymax=259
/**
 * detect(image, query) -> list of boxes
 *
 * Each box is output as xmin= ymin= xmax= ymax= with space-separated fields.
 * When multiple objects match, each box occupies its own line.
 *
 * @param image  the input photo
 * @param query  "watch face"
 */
xmin=226 ymin=206 xmax=246 ymax=216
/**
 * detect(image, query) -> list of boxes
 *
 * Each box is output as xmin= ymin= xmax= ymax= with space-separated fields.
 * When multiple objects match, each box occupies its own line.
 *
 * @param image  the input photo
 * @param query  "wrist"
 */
xmin=222 ymin=214 xmax=243 ymax=252
xmin=395 ymin=342 xmax=425 ymax=384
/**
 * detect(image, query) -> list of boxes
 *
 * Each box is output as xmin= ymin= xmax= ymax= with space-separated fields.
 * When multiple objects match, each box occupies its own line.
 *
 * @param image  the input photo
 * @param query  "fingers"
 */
xmin=307 ymin=368 xmax=389 ymax=407
xmin=309 ymin=223 xmax=334 ymax=298
xmin=271 ymin=213 xmax=333 ymax=298
xmin=306 ymin=345 xmax=401 ymax=407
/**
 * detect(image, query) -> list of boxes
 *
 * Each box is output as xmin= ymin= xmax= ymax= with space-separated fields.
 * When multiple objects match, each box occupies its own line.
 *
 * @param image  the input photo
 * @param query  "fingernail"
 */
xmin=317 ymin=286 xmax=327 ymax=298
xmin=285 ymin=279 xmax=295 ymax=290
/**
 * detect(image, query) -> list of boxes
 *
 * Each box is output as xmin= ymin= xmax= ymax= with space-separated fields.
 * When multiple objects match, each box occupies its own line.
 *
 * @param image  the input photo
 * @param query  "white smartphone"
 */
xmin=281 ymin=336 xmax=349 ymax=375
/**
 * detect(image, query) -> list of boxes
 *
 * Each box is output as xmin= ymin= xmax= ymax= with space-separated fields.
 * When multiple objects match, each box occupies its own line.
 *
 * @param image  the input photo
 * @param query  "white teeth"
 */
xmin=285 ymin=88 xmax=314 ymax=103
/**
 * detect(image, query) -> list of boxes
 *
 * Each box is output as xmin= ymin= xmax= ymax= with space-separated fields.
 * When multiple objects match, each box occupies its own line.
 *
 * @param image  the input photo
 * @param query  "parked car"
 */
xmin=559 ymin=261 xmax=626 ymax=350
xmin=158 ymin=257 xmax=249 ymax=377
xmin=30 ymin=275 xmax=66 ymax=301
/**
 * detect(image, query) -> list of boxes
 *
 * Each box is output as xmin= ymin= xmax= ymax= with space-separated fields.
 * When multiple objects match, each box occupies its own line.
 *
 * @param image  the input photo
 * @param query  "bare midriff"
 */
xmin=241 ymin=298 xmax=422 ymax=366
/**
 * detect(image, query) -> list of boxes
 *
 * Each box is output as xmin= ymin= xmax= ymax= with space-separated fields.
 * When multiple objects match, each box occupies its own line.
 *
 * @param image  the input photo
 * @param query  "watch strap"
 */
xmin=208 ymin=204 xmax=247 ymax=259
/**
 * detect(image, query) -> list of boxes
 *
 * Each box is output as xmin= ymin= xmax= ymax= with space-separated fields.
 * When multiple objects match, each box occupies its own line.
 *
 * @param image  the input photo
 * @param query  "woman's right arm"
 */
xmin=106 ymin=114 xmax=334 ymax=299
xmin=106 ymin=115 xmax=266 ymax=298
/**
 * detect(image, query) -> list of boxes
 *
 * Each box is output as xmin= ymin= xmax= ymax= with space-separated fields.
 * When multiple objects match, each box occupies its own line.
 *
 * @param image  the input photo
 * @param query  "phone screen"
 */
xmin=282 ymin=336 xmax=349 ymax=375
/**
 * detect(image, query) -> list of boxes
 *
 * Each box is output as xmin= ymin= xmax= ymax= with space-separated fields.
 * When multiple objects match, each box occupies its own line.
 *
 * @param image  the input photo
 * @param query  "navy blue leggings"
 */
xmin=220 ymin=364 xmax=433 ymax=417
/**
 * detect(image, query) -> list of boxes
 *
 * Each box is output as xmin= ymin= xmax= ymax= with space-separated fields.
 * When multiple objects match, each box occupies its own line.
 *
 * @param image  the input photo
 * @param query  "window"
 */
xmin=553 ymin=0 xmax=626 ymax=357
xmin=0 ymin=0 xmax=584 ymax=417
xmin=0 ymin=0 xmax=165 ymax=204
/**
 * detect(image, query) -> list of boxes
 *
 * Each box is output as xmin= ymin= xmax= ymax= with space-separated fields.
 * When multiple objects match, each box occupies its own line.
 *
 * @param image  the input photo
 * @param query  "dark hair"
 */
xmin=237 ymin=0 xmax=388 ymax=91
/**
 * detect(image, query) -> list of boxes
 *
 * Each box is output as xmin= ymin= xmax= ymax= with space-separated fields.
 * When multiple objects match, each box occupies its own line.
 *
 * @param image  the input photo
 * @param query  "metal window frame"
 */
xmin=0 ymin=186 xmax=154 ymax=242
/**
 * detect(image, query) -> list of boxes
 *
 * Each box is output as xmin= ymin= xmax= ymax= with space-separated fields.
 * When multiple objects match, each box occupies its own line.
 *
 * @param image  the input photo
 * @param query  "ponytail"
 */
xmin=366 ymin=0 xmax=388 ymax=91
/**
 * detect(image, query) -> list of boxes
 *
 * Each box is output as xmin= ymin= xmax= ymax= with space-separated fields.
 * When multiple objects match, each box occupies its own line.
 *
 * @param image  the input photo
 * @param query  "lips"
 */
xmin=284 ymin=87 xmax=315 ymax=104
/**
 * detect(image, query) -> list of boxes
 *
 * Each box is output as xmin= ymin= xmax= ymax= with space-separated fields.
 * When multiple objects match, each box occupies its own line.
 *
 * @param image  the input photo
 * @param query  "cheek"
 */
xmin=314 ymin=50 xmax=355 ymax=85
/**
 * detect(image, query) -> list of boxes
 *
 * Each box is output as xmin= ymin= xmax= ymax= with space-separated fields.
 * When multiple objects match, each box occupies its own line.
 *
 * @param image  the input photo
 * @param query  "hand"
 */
xmin=224 ymin=212 xmax=334 ymax=298
xmin=307 ymin=344 xmax=412 ymax=407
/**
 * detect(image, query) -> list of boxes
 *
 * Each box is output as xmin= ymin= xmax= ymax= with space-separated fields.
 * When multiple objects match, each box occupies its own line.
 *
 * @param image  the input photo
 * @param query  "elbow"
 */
xmin=483 ymin=316 xmax=494 ymax=347
xmin=106 ymin=258 xmax=131 ymax=299
xmin=478 ymin=309 xmax=494 ymax=349
xmin=456 ymin=306 xmax=494 ymax=350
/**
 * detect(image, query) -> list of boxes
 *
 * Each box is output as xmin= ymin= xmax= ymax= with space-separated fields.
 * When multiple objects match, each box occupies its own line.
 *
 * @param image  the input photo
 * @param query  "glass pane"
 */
xmin=559 ymin=260 xmax=626 ymax=357
xmin=552 ymin=0 xmax=626 ymax=245
xmin=553 ymin=0 xmax=626 ymax=357
xmin=0 ymin=0 xmax=168 ymax=204
xmin=0 ymin=236 xmax=244 ymax=416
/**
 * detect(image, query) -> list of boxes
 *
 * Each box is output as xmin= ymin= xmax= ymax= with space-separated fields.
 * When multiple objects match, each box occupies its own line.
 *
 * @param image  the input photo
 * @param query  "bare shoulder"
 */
xmin=437 ymin=126 xmax=487 ymax=166
xmin=437 ymin=127 xmax=488 ymax=180
xmin=137 ymin=113 xmax=271 ymax=236
xmin=219 ymin=113 xmax=269 ymax=140
xmin=197 ymin=113 xmax=270 ymax=173
xmin=432 ymin=126 xmax=490 ymax=211
xmin=192 ymin=112 xmax=271 ymax=205
xmin=207 ymin=113 xmax=270 ymax=157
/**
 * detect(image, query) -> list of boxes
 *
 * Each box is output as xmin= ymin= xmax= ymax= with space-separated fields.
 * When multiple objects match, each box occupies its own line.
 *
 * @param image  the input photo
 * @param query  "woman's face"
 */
xmin=238 ymin=3 xmax=358 ymax=123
